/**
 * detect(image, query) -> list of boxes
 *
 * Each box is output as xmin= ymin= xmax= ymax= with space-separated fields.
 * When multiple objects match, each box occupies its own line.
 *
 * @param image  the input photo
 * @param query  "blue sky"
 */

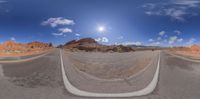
xmin=0 ymin=0 xmax=200 ymax=46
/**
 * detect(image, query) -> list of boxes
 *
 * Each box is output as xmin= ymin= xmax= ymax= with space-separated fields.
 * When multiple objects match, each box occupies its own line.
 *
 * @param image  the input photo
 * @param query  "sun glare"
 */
xmin=98 ymin=26 xmax=105 ymax=32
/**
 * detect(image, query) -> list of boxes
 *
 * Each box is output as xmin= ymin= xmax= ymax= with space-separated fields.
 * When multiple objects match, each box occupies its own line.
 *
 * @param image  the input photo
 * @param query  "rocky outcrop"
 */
xmin=191 ymin=44 xmax=200 ymax=52
xmin=0 ymin=41 xmax=27 ymax=53
xmin=0 ymin=41 xmax=52 ymax=54
xmin=27 ymin=41 xmax=52 ymax=51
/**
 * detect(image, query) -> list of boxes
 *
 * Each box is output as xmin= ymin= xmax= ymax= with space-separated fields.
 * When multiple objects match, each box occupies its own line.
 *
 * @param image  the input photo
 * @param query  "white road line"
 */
xmin=60 ymin=50 xmax=161 ymax=97
xmin=166 ymin=51 xmax=200 ymax=63
xmin=0 ymin=53 xmax=49 ymax=63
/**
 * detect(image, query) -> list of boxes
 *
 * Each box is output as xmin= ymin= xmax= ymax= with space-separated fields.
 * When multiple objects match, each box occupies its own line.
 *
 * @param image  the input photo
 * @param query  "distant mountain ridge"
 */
xmin=60 ymin=38 xmax=135 ymax=52
xmin=0 ymin=41 xmax=52 ymax=54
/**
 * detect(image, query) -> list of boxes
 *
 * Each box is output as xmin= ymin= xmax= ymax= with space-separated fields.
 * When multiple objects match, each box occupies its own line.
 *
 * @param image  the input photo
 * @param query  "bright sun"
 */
xmin=98 ymin=26 xmax=105 ymax=32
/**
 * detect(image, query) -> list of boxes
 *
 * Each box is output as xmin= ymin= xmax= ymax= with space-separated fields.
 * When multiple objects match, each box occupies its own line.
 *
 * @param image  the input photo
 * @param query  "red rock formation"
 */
xmin=27 ymin=41 xmax=52 ymax=51
xmin=191 ymin=44 xmax=200 ymax=52
xmin=0 ymin=41 xmax=27 ymax=53
xmin=0 ymin=41 xmax=52 ymax=56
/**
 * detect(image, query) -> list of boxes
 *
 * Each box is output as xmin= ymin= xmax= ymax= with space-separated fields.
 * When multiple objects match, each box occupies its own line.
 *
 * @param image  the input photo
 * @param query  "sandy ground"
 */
xmin=170 ymin=50 xmax=200 ymax=57
xmin=66 ymin=51 xmax=155 ymax=80
xmin=0 ymin=49 xmax=52 ymax=57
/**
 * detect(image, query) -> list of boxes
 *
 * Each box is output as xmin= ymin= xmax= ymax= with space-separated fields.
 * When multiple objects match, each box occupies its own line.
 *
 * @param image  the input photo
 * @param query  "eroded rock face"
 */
xmin=27 ymin=41 xmax=52 ymax=51
xmin=62 ymin=38 xmax=135 ymax=52
xmin=191 ymin=44 xmax=200 ymax=52
xmin=0 ymin=41 xmax=52 ymax=54
xmin=0 ymin=41 xmax=27 ymax=53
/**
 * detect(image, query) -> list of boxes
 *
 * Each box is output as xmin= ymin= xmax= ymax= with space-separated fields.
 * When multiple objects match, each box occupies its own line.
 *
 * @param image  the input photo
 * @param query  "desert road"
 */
xmin=0 ymin=49 xmax=200 ymax=99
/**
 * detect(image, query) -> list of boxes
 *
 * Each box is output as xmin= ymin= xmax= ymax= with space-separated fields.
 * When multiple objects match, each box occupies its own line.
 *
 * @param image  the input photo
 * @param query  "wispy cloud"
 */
xmin=148 ymin=38 xmax=154 ymax=42
xmin=58 ymin=28 xmax=72 ymax=33
xmin=52 ymin=33 xmax=64 ymax=36
xmin=10 ymin=37 xmax=16 ymax=41
xmin=95 ymin=37 xmax=109 ymax=43
xmin=168 ymin=36 xmax=184 ymax=44
xmin=150 ymin=42 xmax=160 ymax=46
xmin=172 ymin=0 xmax=200 ymax=7
xmin=117 ymin=36 xmax=124 ymax=39
xmin=177 ymin=38 xmax=183 ymax=42
xmin=0 ymin=0 xmax=7 ymax=3
xmin=168 ymin=36 xmax=178 ymax=44
xmin=121 ymin=41 xmax=142 ymax=46
xmin=148 ymin=29 xmax=185 ymax=46
xmin=157 ymin=37 xmax=162 ymax=40
xmin=174 ymin=30 xmax=181 ymax=35
xmin=42 ymin=17 xmax=75 ymax=37
xmin=143 ymin=0 xmax=200 ymax=21
xmin=159 ymin=31 xmax=166 ymax=36
xmin=186 ymin=38 xmax=196 ymax=44
xmin=41 ymin=17 xmax=75 ymax=27
xmin=75 ymin=33 xmax=80 ymax=36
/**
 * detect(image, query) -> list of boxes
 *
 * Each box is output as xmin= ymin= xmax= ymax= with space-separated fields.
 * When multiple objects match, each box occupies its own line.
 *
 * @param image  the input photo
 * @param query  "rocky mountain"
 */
xmin=27 ymin=41 xmax=52 ymax=51
xmin=61 ymin=38 xmax=135 ymax=52
xmin=0 ymin=41 xmax=52 ymax=54
xmin=191 ymin=44 xmax=200 ymax=52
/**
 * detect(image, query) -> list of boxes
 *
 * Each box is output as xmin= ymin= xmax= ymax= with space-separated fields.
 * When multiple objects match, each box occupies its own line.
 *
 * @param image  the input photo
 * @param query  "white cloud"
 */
xmin=95 ymin=37 xmax=109 ymax=43
xmin=75 ymin=33 xmax=80 ymax=36
xmin=174 ymin=30 xmax=181 ymax=35
xmin=168 ymin=36 xmax=178 ymax=44
xmin=165 ymin=8 xmax=187 ymax=21
xmin=142 ymin=3 xmax=156 ymax=9
xmin=177 ymin=38 xmax=183 ymax=42
xmin=173 ymin=0 xmax=200 ymax=7
xmin=150 ymin=42 xmax=160 ymax=46
xmin=41 ymin=17 xmax=75 ymax=27
xmin=117 ymin=36 xmax=124 ymax=39
xmin=102 ymin=37 xmax=109 ymax=42
xmin=122 ymin=41 xmax=142 ymax=46
xmin=157 ymin=37 xmax=162 ymax=40
xmin=95 ymin=38 xmax=101 ymax=42
xmin=143 ymin=0 xmax=200 ymax=21
xmin=58 ymin=28 xmax=72 ymax=33
xmin=164 ymin=39 xmax=168 ymax=43
xmin=10 ymin=37 xmax=16 ymax=41
xmin=52 ymin=33 xmax=64 ymax=36
xmin=148 ymin=38 xmax=154 ymax=42
xmin=159 ymin=31 xmax=166 ymax=36
xmin=0 ymin=0 xmax=7 ymax=3
xmin=186 ymin=38 xmax=196 ymax=44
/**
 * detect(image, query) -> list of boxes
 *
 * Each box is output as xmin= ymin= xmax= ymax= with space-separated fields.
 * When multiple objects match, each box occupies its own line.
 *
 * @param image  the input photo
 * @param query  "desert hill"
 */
xmin=60 ymin=38 xmax=135 ymax=52
xmin=190 ymin=44 xmax=200 ymax=52
xmin=169 ymin=44 xmax=200 ymax=56
xmin=0 ymin=41 xmax=53 ymax=56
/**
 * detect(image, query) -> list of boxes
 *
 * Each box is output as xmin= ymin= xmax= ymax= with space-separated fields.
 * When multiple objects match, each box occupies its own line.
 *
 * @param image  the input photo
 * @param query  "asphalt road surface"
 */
xmin=65 ymin=51 xmax=157 ymax=80
xmin=62 ymin=50 xmax=159 ymax=93
xmin=0 ymin=49 xmax=200 ymax=99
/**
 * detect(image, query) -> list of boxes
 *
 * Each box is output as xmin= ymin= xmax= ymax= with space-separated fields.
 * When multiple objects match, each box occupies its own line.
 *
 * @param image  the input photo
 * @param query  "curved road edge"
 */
xmin=60 ymin=50 xmax=161 ymax=98
xmin=0 ymin=50 xmax=52 ymax=63
xmin=165 ymin=51 xmax=200 ymax=63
